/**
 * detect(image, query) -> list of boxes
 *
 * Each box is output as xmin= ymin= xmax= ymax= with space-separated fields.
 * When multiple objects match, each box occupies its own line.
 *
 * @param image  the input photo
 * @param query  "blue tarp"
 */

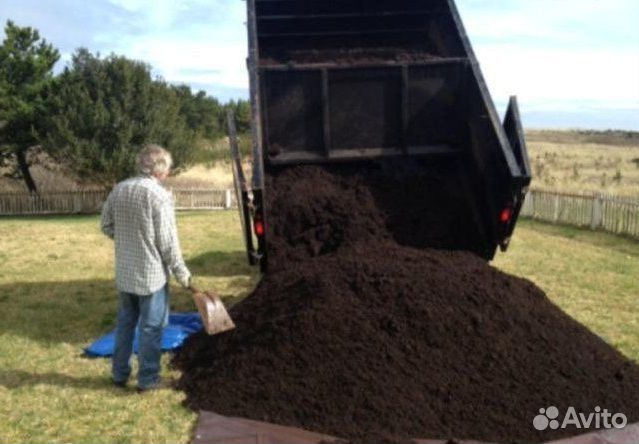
xmin=84 ymin=312 xmax=202 ymax=357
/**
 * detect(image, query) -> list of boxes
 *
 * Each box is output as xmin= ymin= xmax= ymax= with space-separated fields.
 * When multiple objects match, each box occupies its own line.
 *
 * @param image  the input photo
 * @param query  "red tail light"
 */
xmin=254 ymin=220 xmax=265 ymax=237
xmin=499 ymin=207 xmax=512 ymax=224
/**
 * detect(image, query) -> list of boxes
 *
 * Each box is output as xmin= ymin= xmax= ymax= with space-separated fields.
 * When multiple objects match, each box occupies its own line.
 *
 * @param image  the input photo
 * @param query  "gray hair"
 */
xmin=136 ymin=144 xmax=173 ymax=176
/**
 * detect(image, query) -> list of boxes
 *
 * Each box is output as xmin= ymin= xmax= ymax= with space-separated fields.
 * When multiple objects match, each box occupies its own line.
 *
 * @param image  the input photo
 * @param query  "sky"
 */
xmin=1 ymin=0 xmax=638 ymax=130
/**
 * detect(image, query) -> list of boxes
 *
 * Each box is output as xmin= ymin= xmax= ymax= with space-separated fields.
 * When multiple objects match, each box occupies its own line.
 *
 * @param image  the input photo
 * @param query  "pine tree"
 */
xmin=0 ymin=20 xmax=59 ymax=192
xmin=43 ymin=49 xmax=195 ymax=186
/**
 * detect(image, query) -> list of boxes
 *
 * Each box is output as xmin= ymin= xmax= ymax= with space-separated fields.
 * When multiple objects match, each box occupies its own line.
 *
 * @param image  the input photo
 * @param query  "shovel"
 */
xmin=189 ymin=286 xmax=235 ymax=335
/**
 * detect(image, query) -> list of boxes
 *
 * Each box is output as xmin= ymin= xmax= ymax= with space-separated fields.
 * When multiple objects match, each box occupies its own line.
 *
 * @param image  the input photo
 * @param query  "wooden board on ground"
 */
xmin=192 ymin=412 xmax=639 ymax=444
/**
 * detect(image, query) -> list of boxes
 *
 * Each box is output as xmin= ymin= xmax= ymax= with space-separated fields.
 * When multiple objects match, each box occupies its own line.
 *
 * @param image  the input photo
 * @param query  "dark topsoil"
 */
xmin=173 ymin=163 xmax=639 ymax=443
xmin=262 ymin=47 xmax=440 ymax=66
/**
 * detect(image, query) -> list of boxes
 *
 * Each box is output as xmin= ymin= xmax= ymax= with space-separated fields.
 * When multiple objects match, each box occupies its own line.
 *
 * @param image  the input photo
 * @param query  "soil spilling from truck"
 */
xmin=265 ymin=160 xmax=488 ymax=265
xmin=173 ymin=163 xmax=639 ymax=443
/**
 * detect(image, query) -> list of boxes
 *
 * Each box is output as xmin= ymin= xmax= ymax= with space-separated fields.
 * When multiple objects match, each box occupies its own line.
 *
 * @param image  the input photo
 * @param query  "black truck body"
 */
xmin=231 ymin=0 xmax=532 ymax=270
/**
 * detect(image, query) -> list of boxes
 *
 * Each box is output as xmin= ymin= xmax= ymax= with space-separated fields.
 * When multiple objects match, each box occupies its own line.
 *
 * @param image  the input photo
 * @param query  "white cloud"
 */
xmin=457 ymin=0 xmax=639 ymax=125
xmin=475 ymin=45 xmax=639 ymax=111
xmin=459 ymin=0 xmax=639 ymax=45
xmin=107 ymin=0 xmax=194 ymax=27
xmin=124 ymin=35 xmax=248 ymax=89
xmin=101 ymin=0 xmax=248 ymax=93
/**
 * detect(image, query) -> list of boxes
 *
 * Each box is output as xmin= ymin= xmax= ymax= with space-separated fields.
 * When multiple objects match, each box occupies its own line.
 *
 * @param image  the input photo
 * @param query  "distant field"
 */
xmin=164 ymin=162 xmax=235 ymax=190
xmin=525 ymin=129 xmax=639 ymax=147
xmin=164 ymin=134 xmax=253 ymax=190
xmin=525 ymin=130 xmax=639 ymax=197
xmin=1 ymin=130 xmax=637 ymax=193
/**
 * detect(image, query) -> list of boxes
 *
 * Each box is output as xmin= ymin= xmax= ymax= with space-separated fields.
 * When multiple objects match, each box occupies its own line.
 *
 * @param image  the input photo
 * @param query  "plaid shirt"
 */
xmin=100 ymin=175 xmax=191 ymax=295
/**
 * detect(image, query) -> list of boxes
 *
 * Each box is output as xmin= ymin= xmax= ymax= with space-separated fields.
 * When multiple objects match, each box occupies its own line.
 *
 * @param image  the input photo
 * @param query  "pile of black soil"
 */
xmin=264 ymin=161 xmax=487 ymax=268
xmin=173 ymin=164 xmax=639 ymax=443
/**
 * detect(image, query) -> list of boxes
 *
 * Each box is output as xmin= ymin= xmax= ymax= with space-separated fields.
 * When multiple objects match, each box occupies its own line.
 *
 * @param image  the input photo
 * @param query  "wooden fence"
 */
xmin=520 ymin=189 xmax=639 ymax=239
xmin=1 ymin=187 xmax=637 ymax=240
xmin=171 ymin=188 xmax=234 ymax=210
xmin=0 ymin=188 xmax=235 ymax=216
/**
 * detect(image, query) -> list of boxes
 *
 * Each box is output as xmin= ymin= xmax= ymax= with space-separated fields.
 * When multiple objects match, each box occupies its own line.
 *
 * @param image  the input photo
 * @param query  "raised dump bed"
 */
xmin=232 ymin=0 xmax=532 ymax=270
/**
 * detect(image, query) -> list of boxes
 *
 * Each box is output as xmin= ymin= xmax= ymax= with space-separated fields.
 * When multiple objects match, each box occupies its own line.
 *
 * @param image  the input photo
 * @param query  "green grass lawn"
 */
xmin=0 ymin=212 xmax=637 ymax=443
xmin=0 ymin=211 xmax=258 ymax=443
xmin=493 ymin=219 xmax=639 ymax=361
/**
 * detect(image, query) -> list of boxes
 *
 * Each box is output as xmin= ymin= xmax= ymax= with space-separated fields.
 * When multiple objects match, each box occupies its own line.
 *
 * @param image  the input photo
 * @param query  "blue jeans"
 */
xmin=112 ymin=284 xmax=169 ymax=389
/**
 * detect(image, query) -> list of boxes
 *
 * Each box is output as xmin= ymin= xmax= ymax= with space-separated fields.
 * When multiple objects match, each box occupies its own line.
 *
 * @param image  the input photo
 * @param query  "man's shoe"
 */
xmin=112 ymin=378 xmax=127 ymax=389
xmin=136 ymin=384 xmax=157 ymax=394
xmin=136 ymin=378 xmax=172 ymax=393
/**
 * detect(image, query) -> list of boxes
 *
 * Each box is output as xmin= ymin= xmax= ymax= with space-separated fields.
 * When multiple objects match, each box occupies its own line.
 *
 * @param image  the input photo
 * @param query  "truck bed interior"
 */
xmin=256 ymin=0 xmax=469 ymax=162
xmin=239 ymin=0 xmax=531 ymax=264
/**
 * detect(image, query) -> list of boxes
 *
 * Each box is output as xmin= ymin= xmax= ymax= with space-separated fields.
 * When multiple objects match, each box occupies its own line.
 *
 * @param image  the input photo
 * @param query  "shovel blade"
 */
xmin=192 ymin=290 xmax=235 ymax=335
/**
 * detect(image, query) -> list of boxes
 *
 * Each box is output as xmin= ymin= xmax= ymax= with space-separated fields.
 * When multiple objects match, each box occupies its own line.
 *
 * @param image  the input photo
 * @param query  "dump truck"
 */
xmin=229 ymin=0 xmax=532 ymax=271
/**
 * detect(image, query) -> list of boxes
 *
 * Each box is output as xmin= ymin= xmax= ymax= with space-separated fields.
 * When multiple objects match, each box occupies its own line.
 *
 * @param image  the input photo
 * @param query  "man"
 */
xmin=100 ymin=144 xmax=191 ymax=392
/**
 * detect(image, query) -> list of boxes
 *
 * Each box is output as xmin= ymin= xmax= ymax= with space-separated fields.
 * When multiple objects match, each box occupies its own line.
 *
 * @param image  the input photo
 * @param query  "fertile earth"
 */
xmin=173 ymin=163 xmax=639 ymax=442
